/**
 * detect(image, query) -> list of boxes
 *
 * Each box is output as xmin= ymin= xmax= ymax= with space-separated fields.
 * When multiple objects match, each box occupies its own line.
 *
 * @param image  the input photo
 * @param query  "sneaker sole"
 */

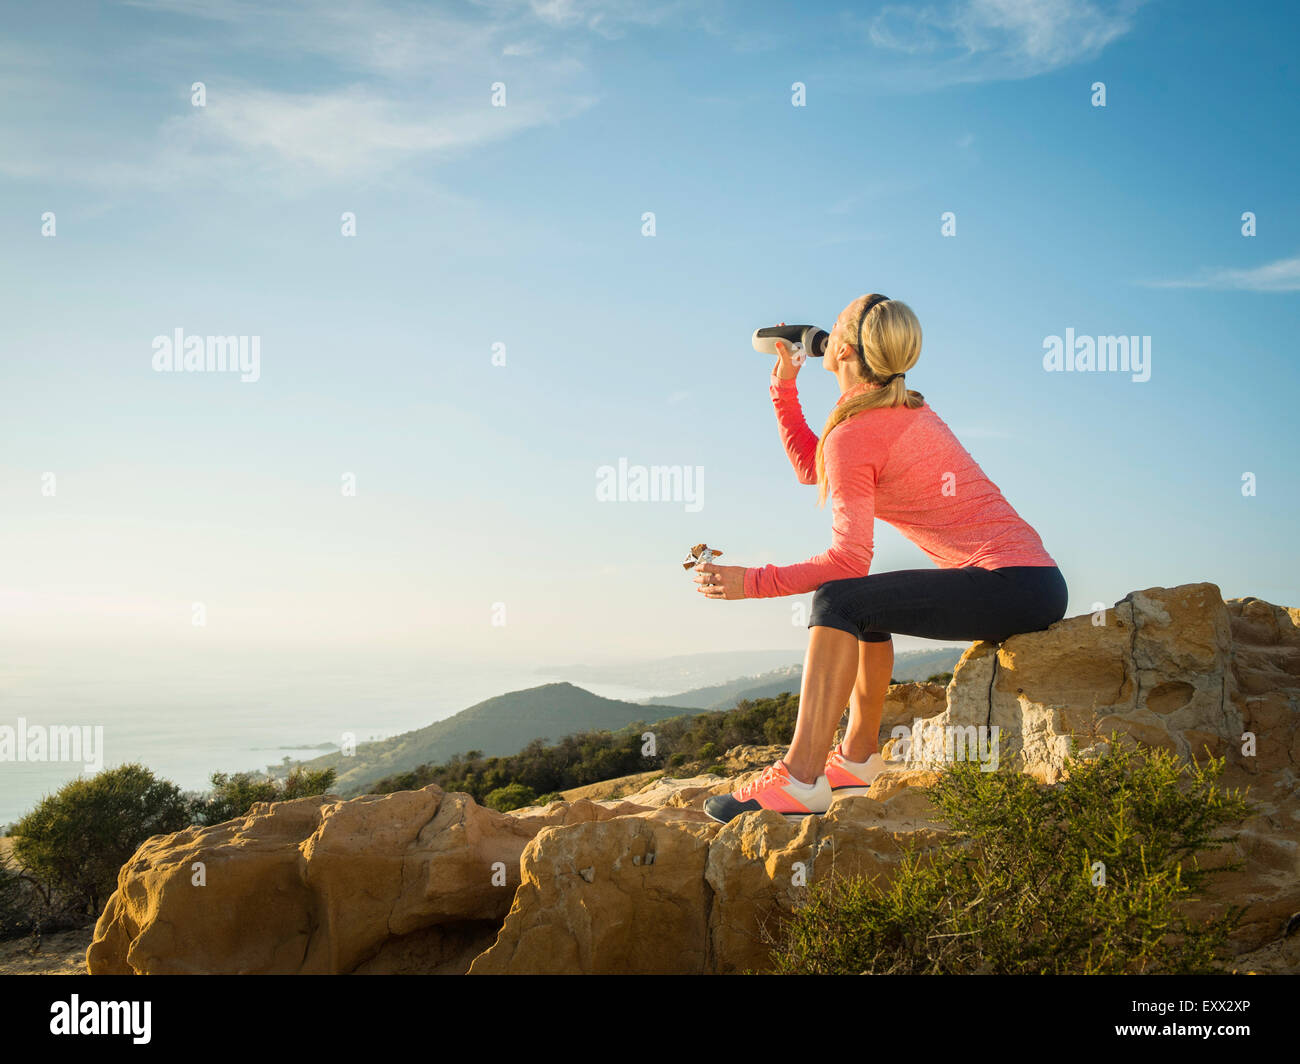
xmin=829 ymin=785 xmax=873 ymax=798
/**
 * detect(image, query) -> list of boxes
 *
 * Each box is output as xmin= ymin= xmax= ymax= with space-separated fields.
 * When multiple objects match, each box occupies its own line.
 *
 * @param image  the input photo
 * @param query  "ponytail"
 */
xmin=815 ymin=296 xmax=923 ymax=507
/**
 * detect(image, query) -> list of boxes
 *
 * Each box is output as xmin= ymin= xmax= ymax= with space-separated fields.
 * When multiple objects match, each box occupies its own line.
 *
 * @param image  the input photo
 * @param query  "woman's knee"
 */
xmin=809 ymin=581 xmax=855 ymax=629
xmin=810 ymin=581 xmax=893 ymax=641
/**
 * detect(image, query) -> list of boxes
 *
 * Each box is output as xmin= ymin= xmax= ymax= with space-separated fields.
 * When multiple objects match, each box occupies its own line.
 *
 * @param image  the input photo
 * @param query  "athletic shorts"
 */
xmin=808 ymin=565 xmax=1069 ymax=644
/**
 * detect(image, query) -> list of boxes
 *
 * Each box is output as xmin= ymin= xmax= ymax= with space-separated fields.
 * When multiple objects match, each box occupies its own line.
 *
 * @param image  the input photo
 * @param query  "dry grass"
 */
xmin=0 ymin=926 xmax=92 ymax=975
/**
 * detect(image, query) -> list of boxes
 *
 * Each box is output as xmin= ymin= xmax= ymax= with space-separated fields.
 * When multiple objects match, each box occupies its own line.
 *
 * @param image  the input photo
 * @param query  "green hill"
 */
xmin=368 ymin=690 xmax=806 ymax=807
xmin=282 ymin=682 xmax=704 ymax=795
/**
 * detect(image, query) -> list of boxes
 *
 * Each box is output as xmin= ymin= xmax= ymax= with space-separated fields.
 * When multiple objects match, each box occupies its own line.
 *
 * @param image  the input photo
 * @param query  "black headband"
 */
xmin=855 ymin=295 xmax=903 ymax=386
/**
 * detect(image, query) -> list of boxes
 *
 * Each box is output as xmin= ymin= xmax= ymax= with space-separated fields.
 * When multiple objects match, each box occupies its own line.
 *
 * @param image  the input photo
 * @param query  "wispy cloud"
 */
xmin=520 ymin=0 xmax=715 ymax=38
xmin=866 ymin=0 xmax=1145 ymax=87
xmin=1140 ymin=255 xmax=1300 ymax=293
xmin=4 ymin=0 xmax=679 ymax=191
xmin=179 ymin=83 xmax=593 ymax=181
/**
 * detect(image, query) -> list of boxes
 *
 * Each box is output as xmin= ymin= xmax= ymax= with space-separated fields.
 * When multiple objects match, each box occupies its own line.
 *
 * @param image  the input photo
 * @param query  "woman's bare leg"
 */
xmin=841 ymin=638 xmax=893 ymax=761
xmin=784 ymin=625 xmax=860 ymax=784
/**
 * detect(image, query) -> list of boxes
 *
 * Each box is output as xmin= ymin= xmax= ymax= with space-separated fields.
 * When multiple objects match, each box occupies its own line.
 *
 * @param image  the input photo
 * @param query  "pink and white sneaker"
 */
xmin=703 ymin=759 xmax=831 ymax=824
xmin=825 ymin=743 xmax=891 ymax=799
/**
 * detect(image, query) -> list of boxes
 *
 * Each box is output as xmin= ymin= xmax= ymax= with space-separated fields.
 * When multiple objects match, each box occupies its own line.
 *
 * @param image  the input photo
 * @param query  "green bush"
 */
xmin=484 ymin=783 xmax=537 ymax=812
xmin=11 ymin=763 xmax=193 ymax=914
xmin=770 ymin=738 xmax=1254 ymax=975
xmin=194 ymin=766 xmax=337 ymax=826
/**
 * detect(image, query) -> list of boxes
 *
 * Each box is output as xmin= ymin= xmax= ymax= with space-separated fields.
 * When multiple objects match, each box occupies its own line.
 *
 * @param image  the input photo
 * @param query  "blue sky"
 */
xmin=1 ymin=0 xmax=1297 ymax=668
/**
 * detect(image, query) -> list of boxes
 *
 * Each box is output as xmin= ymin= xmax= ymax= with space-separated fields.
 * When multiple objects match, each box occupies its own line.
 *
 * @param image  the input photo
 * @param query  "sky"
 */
xmin=1 ymin=0 xmax=1297 ymax=671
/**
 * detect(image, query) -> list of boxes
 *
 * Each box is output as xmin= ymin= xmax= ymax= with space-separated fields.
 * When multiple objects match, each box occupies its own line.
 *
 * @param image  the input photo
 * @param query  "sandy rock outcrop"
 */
xmin=906 ymin=583 xmax=1246 ymax=781
xmin=469 ymin=775 xmax=942 ymax=975
xmin=87 ymin=583 xmax=1300 ymax=975
xmin=87 ymin=787 xmax=640 ymax=974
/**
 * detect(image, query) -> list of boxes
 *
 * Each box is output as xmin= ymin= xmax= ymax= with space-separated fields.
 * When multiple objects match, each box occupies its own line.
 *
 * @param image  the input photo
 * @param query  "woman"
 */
xmin=695 ymin=293 xmax=1068 ymax=825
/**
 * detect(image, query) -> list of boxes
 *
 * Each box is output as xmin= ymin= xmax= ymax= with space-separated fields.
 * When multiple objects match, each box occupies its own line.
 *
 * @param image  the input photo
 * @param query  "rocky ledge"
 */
xmin=86 ymin=583 xmax=1300 ymax=975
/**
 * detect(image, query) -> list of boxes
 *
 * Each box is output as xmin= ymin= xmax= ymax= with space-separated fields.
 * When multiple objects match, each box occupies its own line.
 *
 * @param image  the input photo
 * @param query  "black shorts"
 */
xmin=808 ymin=565 xmax=1069 ymax=644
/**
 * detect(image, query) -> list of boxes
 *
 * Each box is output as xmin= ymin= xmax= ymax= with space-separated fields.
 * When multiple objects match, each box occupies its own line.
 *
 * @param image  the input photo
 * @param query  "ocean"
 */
xmin=0 ymin=646 xmax=665 ymax=828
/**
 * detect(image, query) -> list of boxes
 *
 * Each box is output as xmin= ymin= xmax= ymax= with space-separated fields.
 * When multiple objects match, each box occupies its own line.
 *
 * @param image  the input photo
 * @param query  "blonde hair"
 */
xmin=815 ymin=294 xmax=924 ymax=506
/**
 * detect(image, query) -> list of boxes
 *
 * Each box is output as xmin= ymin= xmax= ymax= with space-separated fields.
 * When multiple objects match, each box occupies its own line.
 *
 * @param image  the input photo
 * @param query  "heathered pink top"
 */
xmin=743 ymin=372 xmax=1056 ymax=599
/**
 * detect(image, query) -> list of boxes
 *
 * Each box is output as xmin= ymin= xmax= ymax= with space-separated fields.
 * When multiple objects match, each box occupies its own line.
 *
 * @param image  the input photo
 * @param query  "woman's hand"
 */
xmin=694 ymin=562 xmax=747 ymax=600
xmin=773 ymin=338 xmax=803 ymax=380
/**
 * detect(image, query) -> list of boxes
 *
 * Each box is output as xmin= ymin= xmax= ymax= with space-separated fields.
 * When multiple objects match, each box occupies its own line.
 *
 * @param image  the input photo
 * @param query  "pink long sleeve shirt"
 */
xmin=743 ymin=372 xmax=1057 ymax=599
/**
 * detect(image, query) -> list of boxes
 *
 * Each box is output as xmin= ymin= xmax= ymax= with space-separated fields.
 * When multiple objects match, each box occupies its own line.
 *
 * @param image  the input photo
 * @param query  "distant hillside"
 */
xmin=885 ymin=646 xmax=965 ymax=682
xmin=366 ymin=689 xmax=806 ymax=806
xmin=282 ymin=683 xmax=704 ymax=795
xmin=539 ymin=650 xmax=802 ymax=693
xmin=648 ymin=647 xmax=964 ymax=711
xmin=646 ymin=665 xmax=804 ymax=711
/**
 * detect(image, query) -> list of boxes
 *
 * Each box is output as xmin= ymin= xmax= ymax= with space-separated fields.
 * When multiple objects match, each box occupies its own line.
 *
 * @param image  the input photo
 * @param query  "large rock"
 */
xmin=468 ymin=810 xmax=720 ymax=975
xmin=905 ymin=583 xmax=1246 ymax=782
xmin=469 ymin=777 xmax=943 ymax=975
xmin=87 ymin=787 xmax=643 ymax=975
xmin=87 ymin=583 xmax=1300 ymax=974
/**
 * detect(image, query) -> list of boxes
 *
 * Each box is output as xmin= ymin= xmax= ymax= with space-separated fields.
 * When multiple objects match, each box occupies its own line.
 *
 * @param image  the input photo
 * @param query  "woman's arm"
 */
xmin=770 ymin=373 xmax=820 ymax=485
xmin=743 ymin=420 xmax=879 ymax=598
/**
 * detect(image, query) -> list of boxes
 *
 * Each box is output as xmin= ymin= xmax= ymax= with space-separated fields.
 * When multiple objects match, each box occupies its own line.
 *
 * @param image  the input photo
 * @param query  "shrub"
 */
xmin=484 ymin=783 xmax=537 ymax=812
xmin=770 ymin=738 xmax=1254 ymax=974
xmin=194 ymin=766 xmax=337 ymax=826
xmin=11 ymin=763 xmax=193 ymax=914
